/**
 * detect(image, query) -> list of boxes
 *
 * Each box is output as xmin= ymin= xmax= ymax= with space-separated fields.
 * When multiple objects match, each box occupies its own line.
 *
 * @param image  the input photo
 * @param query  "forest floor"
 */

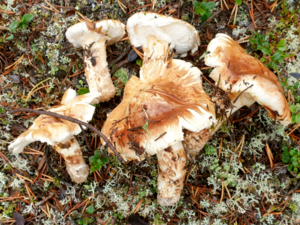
xmin=1 ymin=0 xmax=300 ymax=224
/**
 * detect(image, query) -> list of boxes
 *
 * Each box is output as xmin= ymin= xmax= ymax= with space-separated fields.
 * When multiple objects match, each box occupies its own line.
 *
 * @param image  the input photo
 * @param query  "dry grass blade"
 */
xmin=132 ymin=46 xmax=144 ymax=61
xmin=44 ymin=0 xmax=60 ymax=13
xmin=26 ymin=78 xmax=51 ymax=101
xmin=117 ymin=0 xmax=127 ymax=13
xmin=265 ymin=143 xmax=274 ymax=168
xmin=132 ymin=198 xmax=144 ymax=214
xmin=5 ymin=54 xmax=24 ymax=70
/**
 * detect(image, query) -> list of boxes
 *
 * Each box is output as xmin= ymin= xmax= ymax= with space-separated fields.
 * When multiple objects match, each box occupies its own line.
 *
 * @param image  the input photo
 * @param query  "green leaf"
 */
xmin=94 ymin=150 xmax=101 ymax=159
xmin=295 ymin=114 xmax=300 ymax=124
xmin=77 ymin=87 xmax=89 ymax=95
xmin=283 ymin=146 xmax=288 ymax=151
xmin=297 ymin=151 xmax=300 ymax=157
xmin=282 ymin=151 xmax=290 ymax=158
xmin=96 ymin=159 xmax=103 ymax=167
xmin=136 ymin=59 xmax=143 ymax=67
xmin=278 ymin=39 xmax=286 ymax=47
xmin=290 ymin=105 xmax=298 ymax=114
xmin=287 ymin=164 xmax=293 ymax=171
xmin=282 ymin=157 xmax=290 ymax=163
xmin=262 ymin=48 xmax=270 ymax=55
xmin=292 ymin=160 xmax=299 ymax=167
xmin=291 ymin=155 xmax=297 ymax=161
xmin=102 ymin=156 xmax=109 ymax=165
xmin=0 ymin=108 xmax=3 ymax=113
xmin=204 ymin=2 xmax=216 ymax=10
xmin=290 ymin=150 xmax=297 ymax=156
xmin=88 ymin=218 xmax=93 ymax=223
xmin=22 ymin=14 xmax=34 ymax=23
xmin=277 ymin=46 xmax=286 ymax=51
xmin=5 ymin=34 xmax=14 ymax=41
xmin=235 ymin=0 xmax=242 ymax=5
xmin=86 ymin=205 xmax=95 ymax=214
xmin=271 ymin=51 xmax=282 ymax=61
xmin=294 ymin=167 xmax=298 ymax=173
xmin=292 ymin=114 xmax=296 ymax=123
xmin=201 ymin=12 xmax=211 ymax=22
xmin=9 ymin=21 xmax=19 ymax=32
xmin=89 ymin=156 xmax=95 ymax=163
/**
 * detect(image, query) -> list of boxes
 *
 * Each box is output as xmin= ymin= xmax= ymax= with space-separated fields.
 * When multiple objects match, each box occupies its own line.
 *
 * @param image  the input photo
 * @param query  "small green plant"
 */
xmin=113 ymin=68 xmax=129 ymax=96
xmin=113 ymin=212 xmax=123 ymax=220
xmin=193 ymin=1 xmax=216 ymax=22
xmin=136 ymin=59 xmax=143 ymax=67
xmin=1 ymin=14 xmax=33 ymax=42
xmin=77 ymin=87 xmax=90 ymax=95
xmin=250 ymin=33 xmax=287 ymax=70
xmin=77 ymin=205 xmax=94 ymax=225
xmin=89 ymin=150 xmax=109 ymax=173
xmin=282 ymin=146 xmax=300 ymax=173
xmin=235 ymin=0 xmax=242 ymax=5
xmin=281 ymin=79 xmax=300 ymax=123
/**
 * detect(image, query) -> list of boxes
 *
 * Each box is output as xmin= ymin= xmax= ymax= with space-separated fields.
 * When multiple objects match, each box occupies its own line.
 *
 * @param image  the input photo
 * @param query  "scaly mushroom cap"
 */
xmin=205 ymin=33 xmax=291 ymax=125
xmin=66 ymin=19 xmax=125 ymax=48
xmin=101 ymin=59 xmax=216 ymax=161
xmin=127 ymin=12 xmax=200 ymax=57
xmin=9 ymin=89 xmax=97 ymax=153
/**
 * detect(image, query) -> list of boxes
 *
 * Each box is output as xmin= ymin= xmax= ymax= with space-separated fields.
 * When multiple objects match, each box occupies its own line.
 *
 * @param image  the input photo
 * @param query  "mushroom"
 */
xmin=127 ymin=12 xmax=200 ymax=62
xmin=8 ymin=89 xmax=99 ymax=183
xmin=101 ymin=58 xmax=215 ymax=206
xmin=205 ymin=33 xmax=291 ymax=125
xmin=66 ymin=19 xmax=125 ymax=103
xmin=101 ymin=12 xmax=212 ymax=206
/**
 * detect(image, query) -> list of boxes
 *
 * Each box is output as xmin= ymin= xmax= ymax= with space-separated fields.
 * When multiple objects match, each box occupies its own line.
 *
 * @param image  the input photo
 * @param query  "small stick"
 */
xmin=8 ymin=108 xmax=124 ymax=163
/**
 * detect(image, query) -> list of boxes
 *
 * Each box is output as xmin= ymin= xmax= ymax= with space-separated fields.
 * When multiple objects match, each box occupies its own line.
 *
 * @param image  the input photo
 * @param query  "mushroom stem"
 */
xmin=143 ymin=36 xmax=169 ymax=63
xmin=54 ymin=137 xmax=89 ymax=183
xmin=156 ymin=141 xmax=186 ymax=206
xmin=84 ymin=38 xmax=116 ymax=103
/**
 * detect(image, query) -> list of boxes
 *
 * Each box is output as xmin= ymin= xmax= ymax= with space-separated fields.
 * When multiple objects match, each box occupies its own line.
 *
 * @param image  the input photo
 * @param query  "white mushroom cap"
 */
xmin=127 ymin=12 xmax=200 ymax=57
xmin=205 ymin=33 xmax=291 ymax=125
xmin=8 ymin=89 xmax=97 ymax=153
xmin=101 ymin=59 xmax=216 ymax=161
xmin=66 ymin=19 xmax=125 ymax=48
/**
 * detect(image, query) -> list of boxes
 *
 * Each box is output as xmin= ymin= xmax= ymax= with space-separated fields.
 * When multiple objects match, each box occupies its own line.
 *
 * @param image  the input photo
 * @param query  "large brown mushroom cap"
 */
xmin=205 ymin=33 xmax=291 ymax=125
xmin=101 ymin=59 xmax=216 ymax=161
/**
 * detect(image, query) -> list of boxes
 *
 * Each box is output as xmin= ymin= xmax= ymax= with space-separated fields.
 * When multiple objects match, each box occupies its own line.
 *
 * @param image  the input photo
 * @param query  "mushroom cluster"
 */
xmin=101 ymin=12 xmax=215 ymax=206
xmin=8 ymin=12 xmax=291 ymax=208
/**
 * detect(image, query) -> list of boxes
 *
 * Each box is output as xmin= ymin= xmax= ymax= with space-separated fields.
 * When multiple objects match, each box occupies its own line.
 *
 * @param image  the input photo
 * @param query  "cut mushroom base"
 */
xmin=157 ymin=141 xmax=186 ymax=206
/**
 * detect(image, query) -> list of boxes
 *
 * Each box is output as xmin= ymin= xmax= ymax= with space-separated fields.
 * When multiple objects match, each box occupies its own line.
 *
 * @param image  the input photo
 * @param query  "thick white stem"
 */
xmin=84 ymin=38 xmax=116 ymax=103
xmin=142 ymin=36 xmax=170 ymax=63
xmin=54 ymin=137 xmax=89 ymax=183
xmin=157 ymin=141 xmax=186 ymax=206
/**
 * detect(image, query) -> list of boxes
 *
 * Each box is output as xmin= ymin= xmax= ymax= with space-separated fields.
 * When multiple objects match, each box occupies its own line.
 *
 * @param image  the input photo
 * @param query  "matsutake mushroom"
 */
xmin=66 ymin=19 xmax=125 ymax=103
xmin=101 ymin=13 xmax=213 ymax=206
xmin=205 ymin=33 xmax=291 ymax=125
xmin=126 ymin=11 xmax=200 ymax=62
xmin=8 ymin=89 xmax=98 ymax=183
xmin=101 ymin=60 xmax=215 ymax=206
